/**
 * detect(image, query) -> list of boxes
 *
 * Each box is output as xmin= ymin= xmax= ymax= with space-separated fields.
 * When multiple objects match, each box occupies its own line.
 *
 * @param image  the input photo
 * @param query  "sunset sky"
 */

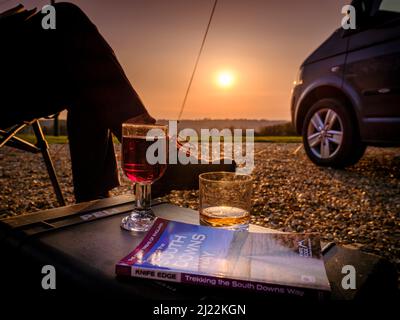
xmin=2 ymin=0 xmax=349 ymax=120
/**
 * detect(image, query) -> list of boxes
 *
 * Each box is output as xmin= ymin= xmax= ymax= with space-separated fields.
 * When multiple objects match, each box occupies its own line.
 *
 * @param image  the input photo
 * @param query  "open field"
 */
xmin=0 ymin=142 xmax=399 ymax=282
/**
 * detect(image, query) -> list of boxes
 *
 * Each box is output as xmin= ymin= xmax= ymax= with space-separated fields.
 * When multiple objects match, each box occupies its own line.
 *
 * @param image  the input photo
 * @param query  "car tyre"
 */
xmin=302 ymin=98 xmax=366 ymax=168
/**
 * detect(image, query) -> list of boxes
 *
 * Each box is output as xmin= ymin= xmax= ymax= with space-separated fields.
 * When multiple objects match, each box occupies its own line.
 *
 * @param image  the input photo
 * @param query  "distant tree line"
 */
xmin=20 ymin=120 xmax=68 ymax=135
xmin=256 ymin=122 xmax=298 ymax=136
xmin=19 ymin=119 xmax=299 ymax=137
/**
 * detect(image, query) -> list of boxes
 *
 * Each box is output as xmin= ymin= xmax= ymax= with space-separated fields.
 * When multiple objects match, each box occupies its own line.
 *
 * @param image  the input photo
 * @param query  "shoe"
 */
xmin=152 ymin=160 xmax=236 ymax=198
xmin=152 ymin=138 xmax=236 ymax=197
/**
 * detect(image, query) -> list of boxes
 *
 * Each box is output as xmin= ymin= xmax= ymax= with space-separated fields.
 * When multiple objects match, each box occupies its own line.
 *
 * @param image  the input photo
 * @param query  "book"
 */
xmin=116 ymin=218 xmax=331 ymax=300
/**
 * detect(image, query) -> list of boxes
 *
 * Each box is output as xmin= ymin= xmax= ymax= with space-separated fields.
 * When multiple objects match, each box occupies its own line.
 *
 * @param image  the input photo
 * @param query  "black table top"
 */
xmin=0 ymin=195 xmax=397 ymax=301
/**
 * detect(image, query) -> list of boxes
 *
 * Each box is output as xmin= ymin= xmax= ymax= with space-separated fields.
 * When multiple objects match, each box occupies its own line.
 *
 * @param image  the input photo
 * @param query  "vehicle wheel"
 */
xmin=302 ymin=98 xmax=366 ymax=168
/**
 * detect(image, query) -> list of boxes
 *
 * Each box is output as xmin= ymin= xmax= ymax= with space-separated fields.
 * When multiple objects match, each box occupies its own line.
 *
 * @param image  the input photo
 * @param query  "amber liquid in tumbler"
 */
xmin=122 ymin=136 xmax=167 ymax=183
xmin=200 ymin=206 xmax=250 ymax=228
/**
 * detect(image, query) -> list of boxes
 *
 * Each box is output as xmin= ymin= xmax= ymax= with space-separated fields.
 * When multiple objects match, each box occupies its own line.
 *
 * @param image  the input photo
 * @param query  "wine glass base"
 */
xmin=120 ymin=210 xmax=155 ymax=232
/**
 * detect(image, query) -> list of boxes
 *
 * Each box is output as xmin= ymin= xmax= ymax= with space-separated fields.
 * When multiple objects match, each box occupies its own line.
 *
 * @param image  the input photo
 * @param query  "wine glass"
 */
xmin=120 ymin=123 xmax=168 ymax=232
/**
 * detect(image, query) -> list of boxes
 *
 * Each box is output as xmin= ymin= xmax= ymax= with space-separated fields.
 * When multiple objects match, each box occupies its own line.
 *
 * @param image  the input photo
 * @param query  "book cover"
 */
xmin=116 ymin=218 xmax=331 ymax=300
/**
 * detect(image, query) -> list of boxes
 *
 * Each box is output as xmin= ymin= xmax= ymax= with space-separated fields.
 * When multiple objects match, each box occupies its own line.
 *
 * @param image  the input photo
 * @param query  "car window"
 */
xmin=350 ymin=0 xmax=374 ymax=28
xmin=378 ymin=0 xmax=400 ymax=13
xmin=352 ymin=0 xmax=374 ymax=16
xmin=372 ymin=0 xmax=400 ymax=24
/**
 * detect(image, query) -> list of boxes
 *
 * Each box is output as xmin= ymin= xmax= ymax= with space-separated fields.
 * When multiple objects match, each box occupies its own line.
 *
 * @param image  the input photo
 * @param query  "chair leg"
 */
xmin=32 ymin=121 xmax=66 ymax=206
xmin=0 ymin=123 xmax=27 ymax=148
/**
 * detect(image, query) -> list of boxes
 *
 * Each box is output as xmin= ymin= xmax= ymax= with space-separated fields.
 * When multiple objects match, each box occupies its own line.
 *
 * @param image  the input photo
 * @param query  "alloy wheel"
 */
xmin=307 ymin=108 xmax=343 ymax=159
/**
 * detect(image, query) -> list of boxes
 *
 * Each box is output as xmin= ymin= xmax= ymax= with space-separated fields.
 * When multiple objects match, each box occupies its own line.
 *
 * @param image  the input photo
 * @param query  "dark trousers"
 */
xmin=0 ymin=3 xmax=148 ymax=202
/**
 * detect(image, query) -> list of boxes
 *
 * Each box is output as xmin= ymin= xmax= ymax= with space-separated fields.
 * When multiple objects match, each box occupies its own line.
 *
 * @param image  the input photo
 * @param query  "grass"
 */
xmin=16 ymin=134 xmax=302 ymax=144
xmin=254 ymin=136 xmax=302 ymax=143
xmin=16 ymin=134 xmax=69 ymax=144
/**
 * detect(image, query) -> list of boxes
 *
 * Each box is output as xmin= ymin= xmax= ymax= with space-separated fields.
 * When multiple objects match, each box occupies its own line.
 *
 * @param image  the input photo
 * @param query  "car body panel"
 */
xmin=344 ymin=16 xmax=400 ymax=143
xmin=292 ymin=0 xmax=400 ymax=146
xmin=303 ymin=29 xmax=349 ymax=65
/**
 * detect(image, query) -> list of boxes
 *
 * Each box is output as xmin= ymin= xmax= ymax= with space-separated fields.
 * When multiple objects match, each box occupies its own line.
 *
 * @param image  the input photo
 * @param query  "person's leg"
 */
xmin=67 ymin=109 xmax=119 ymax=202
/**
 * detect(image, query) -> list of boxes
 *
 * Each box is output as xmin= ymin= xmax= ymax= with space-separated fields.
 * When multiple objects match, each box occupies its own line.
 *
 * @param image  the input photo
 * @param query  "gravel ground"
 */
xmin=1 ymin=143 xmax=399 ymax=281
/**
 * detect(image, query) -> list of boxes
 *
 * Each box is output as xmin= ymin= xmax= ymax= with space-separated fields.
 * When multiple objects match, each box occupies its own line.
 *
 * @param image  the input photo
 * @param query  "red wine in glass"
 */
xmin=122 ymin=136 xmax=167 ymax=183
xmin=120 ymin=124 xmax=168 ymax=232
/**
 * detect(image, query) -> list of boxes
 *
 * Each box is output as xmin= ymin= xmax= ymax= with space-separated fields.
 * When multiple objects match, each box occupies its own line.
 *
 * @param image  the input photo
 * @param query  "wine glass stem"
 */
xmin=134 ymin=183 xmax=151 ymax=212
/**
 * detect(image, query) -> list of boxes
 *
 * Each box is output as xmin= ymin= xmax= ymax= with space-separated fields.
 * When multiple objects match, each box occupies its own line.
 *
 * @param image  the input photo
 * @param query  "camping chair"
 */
xmin=0 ymin=118 xmax=66 ymax=206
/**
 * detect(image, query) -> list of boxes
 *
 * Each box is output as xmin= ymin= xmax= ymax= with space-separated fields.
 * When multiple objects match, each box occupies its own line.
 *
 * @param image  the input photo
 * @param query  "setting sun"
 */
xmin=216 ymin=71 xmax=235 ymax=88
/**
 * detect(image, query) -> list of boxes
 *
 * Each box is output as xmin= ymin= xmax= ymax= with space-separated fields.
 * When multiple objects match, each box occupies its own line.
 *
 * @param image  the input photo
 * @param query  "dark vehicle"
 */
xmin=291 ymin=0 xmax=400 ymax=167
